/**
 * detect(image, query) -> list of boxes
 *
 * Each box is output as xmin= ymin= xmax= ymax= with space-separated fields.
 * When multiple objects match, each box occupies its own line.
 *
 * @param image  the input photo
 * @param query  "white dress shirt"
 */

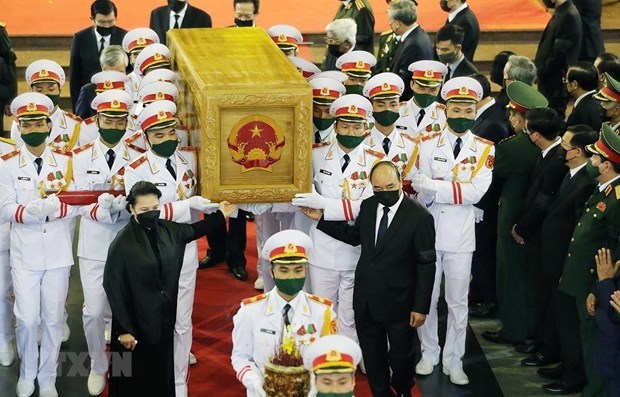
xmin=169 ymin=2 xmax=189 ymax=29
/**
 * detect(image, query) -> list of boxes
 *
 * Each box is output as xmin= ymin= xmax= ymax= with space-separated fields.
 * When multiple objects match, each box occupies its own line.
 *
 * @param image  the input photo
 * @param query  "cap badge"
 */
xmin=355 ymin=60 xmax=366 ymax=69
xmin=381 ymin=82 xmax=391 ymax=91
xmin=424 ymin=69 xmax=434 ymax=78
xmin=154 ymin=52 xmax=163 ymax=61
xmin=284 ymin=243 xmax=298 ymax=253
xmin=39 ymin=69 xmax=49 ymax=77
xmin=155 ymin=92 xmax=165 ymax=100
xmin=326 ymin=350 xmax=342 ymax=362
xmin=320 ymin=87 xmax=330 ymax=96
xmin=103 ymin=80 xmax=113 ymax=89
xmin=111 ymin=100 xmax=120 ymax=109
xmin=157 ymin=110 xmax=167 ymax=120
xmin=278 ymin=34 xmax=287 ymax=42
xmin=348 ymin=104 xmax=358 ymax=114
xmin=459 ymin=86 xmax=469 ymax=95
xmin=137 ymin=37 xmax=146 ymax=45
xmin=26 ymin=102 xmax=37 ymax=112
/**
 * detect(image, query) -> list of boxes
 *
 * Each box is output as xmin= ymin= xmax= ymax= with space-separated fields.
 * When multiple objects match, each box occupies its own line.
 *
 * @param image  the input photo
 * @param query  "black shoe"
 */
xmin=537 ymin=365 xmax=564 ymax=380
xmin=198 ymin=250 xmax=225 ymax=269
xmin=230 ymin=266 xmax=248 ymax=281
xmin=482 ymin=330 xmax=515 ymax=345
xmin=521 ymin=352 xmax=558 ymax=367
xmin=515 ymin=341 xmax=539 ymax=354
xmin=469 ymin=302 xmax=498 ymax=318
xmin=542 ymin=381 xmax=584 ymax=395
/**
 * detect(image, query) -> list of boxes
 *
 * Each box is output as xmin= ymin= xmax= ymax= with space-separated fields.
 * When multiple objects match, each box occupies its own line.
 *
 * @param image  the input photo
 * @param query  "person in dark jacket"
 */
xmin=565 ymin=62 xmax=603 ymax=132
xmin=573 ymin=0 xmax=605 ymax=63
xmin=0 ymin=22 xmax=16 ymax=135
xmin=435 ymin=25 xmax=477 ymax=83
xmin=440 ymin=0 xmax=480 ymax=61
xmin=490 ymin=51 xmax=516 ymax=112
xmin=149 ymin=0 xmax=212 ymax=46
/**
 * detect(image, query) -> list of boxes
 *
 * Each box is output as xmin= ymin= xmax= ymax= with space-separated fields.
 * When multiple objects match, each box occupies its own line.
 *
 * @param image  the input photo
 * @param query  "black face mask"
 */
xmin=136 ymin=210 xmax=160 ymax=229
xmin=235 ymin=18 xmax=254 ymax=27
xmin=168 ymin=0 xmax=186 ymax=13
xmin=96 ymin=26 xmax=114 ymax=36
xmin=542 ymin=0 xmax=555 ymax=8
xmin=374 ymin=190 xmax=400 ymax=207
xmin=328 ymin=44 xmax=344 ymax=58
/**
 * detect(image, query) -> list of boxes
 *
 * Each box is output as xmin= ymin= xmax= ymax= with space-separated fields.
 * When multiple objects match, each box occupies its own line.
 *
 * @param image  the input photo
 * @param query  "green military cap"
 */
xmin=586 ymin=123 xmax=620 ymax=164
xmin=506 ymin=81 xmax=549 ymax=114
xmin=594 ymin=73 xmax=620 ymax=103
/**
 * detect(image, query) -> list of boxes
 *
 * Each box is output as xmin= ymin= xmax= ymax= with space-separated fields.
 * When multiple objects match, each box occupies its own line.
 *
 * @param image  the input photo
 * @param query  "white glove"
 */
xmin=42 ymin=194 xmax=61 ymax=218
xmin=292 ymin=191 xmax=326 ymax=210
xmin=187 ymin=196 xmax=220 ymax=213
xmin=97 ymin=193 xmax=114 ymax=209
xmin=111 ymin=195 xmax=128 ymax=213
xmin=237 ymin=203 xmax=273 ymax=215
xmin=410 ymin=173 xmax=437 ymax=195
xmin=253 ymin=379 xmax=266 ymax=397
xmin=474 ymin=207 xmax=484 ymax=223
xmin=25 ymin=199 xmax=45 ymax=216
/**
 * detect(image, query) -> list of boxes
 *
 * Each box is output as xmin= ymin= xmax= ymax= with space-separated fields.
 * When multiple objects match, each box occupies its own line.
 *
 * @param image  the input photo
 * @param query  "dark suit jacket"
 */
xmin=514 ymin=144 xmax=569 ymax=240
xmin=445 ymin=6 xmax=480 ymax=61
xmin=149 ymin=4 xmax=212 ymax=46
xmin=567 ymin=92 xmax=603 ymax=132
xmin=540 ymin=166 xmax=595 ymax=279
xmin=447 ymin=56 xmax=478 ymax=82
xmin=573 ymin=0 xmax=605 ymax=61
xmin=75 ymin=83 xmax=97 ymax=120
xmin=317 ymin=196 xmax=436 ymax=323
xmin=69 ymin=26 xmax=127 ymax=112
xmin=390 ymin=25 xmax=433 ymax=101
xmin=472 ymin=101 xmax=510 ymax=145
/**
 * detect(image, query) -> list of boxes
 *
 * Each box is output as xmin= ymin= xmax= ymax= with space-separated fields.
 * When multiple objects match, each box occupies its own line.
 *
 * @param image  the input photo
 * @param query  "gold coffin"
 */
xmin=167 ymin=27 xmax=313 ymax=203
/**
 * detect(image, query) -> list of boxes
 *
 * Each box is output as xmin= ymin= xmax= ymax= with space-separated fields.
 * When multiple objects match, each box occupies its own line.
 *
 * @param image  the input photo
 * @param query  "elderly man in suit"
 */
xmin=435 ymin=25 xmax=477 ymax=83
xmin=301 ymin=161 xmax=436 ymax=397
xmin=440 ymin=0 xmax=480 ymax=61
xmin=149 ymin=0 xmax=212 ymax=46
xmin=69 ymin=0 xmax=127 ymax=112
xmin=565 ymin=62 xmax=603 ymax=131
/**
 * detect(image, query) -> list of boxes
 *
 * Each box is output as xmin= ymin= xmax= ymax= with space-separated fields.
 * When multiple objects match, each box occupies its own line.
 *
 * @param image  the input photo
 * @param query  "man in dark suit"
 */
xmin=303 ymin=161 xmax=436 ymax=397
xmin=0 ymin=22 xmax=16 ymax=134
xmin=534 ymin=125 xmax=597 ymax=395
xmin=435 ymin=25 xmax=477 ymax=83
xmin=565 ymin=62 xmax=603 ymax=132
xmin=440 ymin=0 xmax=480 ymax=61
xmin=386 ymin=0 xmax=433 ymax=102
xmin=573 ymin=0 xmax=605 ymax=63
xmin=534 ymin=0 xmax=582 ymax=119
xmin=149 ymin=0 xmax=212 ymax=46
xmin=69 ymin=0 xmax=127 ymax=112
xmin=511 ymin=107 xmax=568 ymax=357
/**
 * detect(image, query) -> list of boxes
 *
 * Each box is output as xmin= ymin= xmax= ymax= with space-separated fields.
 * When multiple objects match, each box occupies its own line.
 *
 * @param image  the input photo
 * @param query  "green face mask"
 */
xmin=46 ymin=94 xmax=60 ymax=107
xmin=345 ymin=85 xmax=364 ymax=95
xmin=151 ymin=139 xmax=179 ymax=157
xmin=447 ymin=117 xmax=475 ymax=133
xmin=316 ymin=393 xmax=354 ymax=397
xmin=412 ymin=92 xmax=437 ymax=109
xmin=99 ymin=128 xmax=126 ymax=145
xmin=314 ymin=117 xmax=335 ymax=131
xmin=22 ymin=131 xmax=49 ymax=147
xmin=585 ymin=161 xmax=602 ymax=179
xmin=274 ymin=277 xmax=305 ymax=296
xmin=438 ymin=51 xmax=457 ymax=64
xmin=372 ymin=110 xmax=400 ymax=127
xmin=336 ymin=134 xmax=365 ymax=149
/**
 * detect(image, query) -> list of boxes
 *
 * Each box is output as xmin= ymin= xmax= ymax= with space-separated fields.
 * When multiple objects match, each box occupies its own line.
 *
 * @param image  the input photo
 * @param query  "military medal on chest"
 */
xmin=452 ymin=156 xmax=477 ymax=183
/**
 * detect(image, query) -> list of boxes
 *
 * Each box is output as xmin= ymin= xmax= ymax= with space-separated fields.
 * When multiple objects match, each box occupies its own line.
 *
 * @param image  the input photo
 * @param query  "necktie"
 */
xmin=558 ymin=172 xmax=571 ymax=195
xmin=376 ymin=207 xmax=390 ymax=245
xmin=314 ymin=131 xmax=322 ymax=144
xmin=106 ymin=149 xmax=116 ymax=170
xmin=34 ymin=158 xmax=43 ymax=175
xmin=341 ymin=154 xmax=350 ymax=173
xmin=453 ymin=137 xmax=462 ymax=158
xmin=447 ymin=65 xmax=453 ymax=81
xmin=166 ymin=158 xmax=177 ymax=180
xmin=282 ymin=304 xmax=292 ymax=328
xmin=417 ymin=109 xmax=426 ymax=126
xmin=173 ymin=14 xmax=181 ymax=29
xmin=382 ymin=137 xmax=391 ymax=155
xmin=99 ymin=37 xmax=106 ymax=53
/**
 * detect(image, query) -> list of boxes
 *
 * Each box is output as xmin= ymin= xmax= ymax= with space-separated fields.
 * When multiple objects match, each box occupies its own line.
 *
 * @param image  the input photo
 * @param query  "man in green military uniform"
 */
xmin=559 ymin=123 xmax=620 ymax=397
xmin=0 ymin=21 xmax=17 ymax=136
xmin=482 ymin=82 xmax=549 ymax=347
xmin=375 ymin=0 xmax=418 ymax=74
xmin=594 ymin=73 xmax=620 ymax=134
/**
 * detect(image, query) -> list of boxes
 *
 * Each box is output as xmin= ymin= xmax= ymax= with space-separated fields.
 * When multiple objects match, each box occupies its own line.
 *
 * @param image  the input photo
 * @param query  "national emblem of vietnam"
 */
xmin=227 ymin=115 xmax=286 ymax=172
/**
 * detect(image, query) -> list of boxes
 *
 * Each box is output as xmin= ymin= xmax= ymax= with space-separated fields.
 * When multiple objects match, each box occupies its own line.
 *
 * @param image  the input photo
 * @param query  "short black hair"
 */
xmin=436 ymin=24 xmax=464 ymax=47
xmin=91 ymin=0 xmax=118 ymax=18
xmin=470 ymin=73 xmax=491 ymax=98
xmin=370 ymin=161 xmax=401 ymax=182
xmin=233 ymin=0 xmax=259 ymax=13
xmin=525 ymin=107 xmax=565 ymax=141
xmin=566 ymin=124 xmax=597 ymax=158
xmin=598 ymin=60 xmax=620 ymax=81
xmin=598 ymin=52 xmax=619 ymax=62
xmin=567 ymin=62 xmax=599 ymax=91
xmin=490 ymin=50 xmax=516 ymax=86
xmin=127 ymin=181 xmax=162 ymax=208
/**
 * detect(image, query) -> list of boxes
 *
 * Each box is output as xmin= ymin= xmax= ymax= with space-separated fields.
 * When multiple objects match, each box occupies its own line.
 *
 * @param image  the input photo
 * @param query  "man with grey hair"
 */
xmin=75 ymin=45 xmax=129 ymax=119
xmin=321 ymin=18 xmax=357 ymax=71
xmin=387 ymin=0 xmax=432 ymax=101
xmin=503 ymin=55 xmax=537 ymax=87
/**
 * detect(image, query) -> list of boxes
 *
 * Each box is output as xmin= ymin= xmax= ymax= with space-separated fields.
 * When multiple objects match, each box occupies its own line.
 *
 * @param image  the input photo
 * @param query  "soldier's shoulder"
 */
xmin=128 ymin=153 xmax=148 ymax=169
xmin=65 ymin=111 xmax=83 ymax=123
xmin=0 ymin=137 xmax=16 ymax=146
xmin=307 ymin=294 xmax=333 ymax=307
xmin=364 ymin=147 xmax=385 ymax=159
xmin=312 ymin=141 xmax=330 ymax=150
xmin=435 ymin=103 xmax=446 ymax=110
xmin=52 ymin=148 xmax=72 ymax=157
xmin=0 ymin=148 xmax=20 ymax=162
xmin=241 ymin=293 xmax=268 ymax=306
xmin=83 ymin=115 xmax=97 ymax=125
xmin=178 ymin=146 xmax=196 ymax=152
xmin=176 ymin=125 xmax=188 ymax=131
xmin=380 ymin=30 xmax=393 ymax=38
xmin=73 ymin=142 xmax=94 ymax=155
xmin=474 ymin=135 xmax=494 ymax=146
xmin=401 ymin=131 xmax=417 ymax=143
xmin=0 ymin=22 xmax=6 ymax=28
xmin=615 ymin=185 xmax=620 ymax=200
xmin=421 ymin=131 xmax=441 ymax=142
xmin=355 ymin=0 xmax=367 ymax=10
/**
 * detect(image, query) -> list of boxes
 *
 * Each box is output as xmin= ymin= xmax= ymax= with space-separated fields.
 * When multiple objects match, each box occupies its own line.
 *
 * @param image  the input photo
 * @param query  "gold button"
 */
xmin=593 ymin=214 xmax=597 ymax=218
xmin=590 ymin=269 xmax=595 ymax=274
xmin=571 ymin=238 xmax=574 ymax=242
xmin=568 ymin=253 xmax=571 ymax=257
xmin=577 ymin=223 xmax=581 ymax=226
xmin=586 ymin=208 xmax=590 ymax=212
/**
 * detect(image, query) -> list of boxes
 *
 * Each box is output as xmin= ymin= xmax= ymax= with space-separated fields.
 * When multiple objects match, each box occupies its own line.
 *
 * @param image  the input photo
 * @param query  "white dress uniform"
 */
xmin=134 ymin=43 xmax=171 ymax=77
xmin=124 ymin=100 xmax=198 ymax=397
xmin=364 ymin=127 xmax=417 ymax=178
xmin=79 ymin=115 xmax=147 ymax=149
xmin=413 ymin=78 xmax=494 ymax=377
xmin=267 ymin=24 xmax=303 ymax=53
xmin=122 ymin=28 xmax=161 ymax=103
xmin=289 ymin=56 xmax=321 ymax=80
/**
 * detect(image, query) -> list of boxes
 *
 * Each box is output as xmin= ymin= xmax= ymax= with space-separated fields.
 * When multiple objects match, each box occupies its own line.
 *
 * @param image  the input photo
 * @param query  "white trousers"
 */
xmin=12 ymin=266 xmax=70 ymax=387
xmin=79 ymin=258 xmax=110 ymax=375
xmin=0 ymin=250 xmax=13 ymax=345
xmin=309 ymin=266 xmax=356 ymax=343
xmin=174 ymin=269 xmax=197 ymax=397
xmin=417 ymin=250 xmax=472 ymax=370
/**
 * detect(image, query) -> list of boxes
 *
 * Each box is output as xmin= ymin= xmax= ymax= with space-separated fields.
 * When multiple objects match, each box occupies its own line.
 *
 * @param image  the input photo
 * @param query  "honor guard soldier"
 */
xmin=336 ymin=50 xmax=377 ymax=95
xmin=11 ymin=60 xmax=82 ymax=153
xmin=134 ymin=43 xmax=172 ymax=78
xmin=79 ymin=70 xmax=131 ymax=146
xmin=412 ymin=77 xmax=494 ymax=385
xmin=267 ymin=24 xmax=303 ymax=57
xmin=125 ymin=100 xmax=214 ymax=397
xmin=303 ymin=334 xmax=362 ymax=397
xmin=594 ymin=73 xmax=620 ymax=133
xmin=232 ymin=230 xmax=337 ymax=397
xmin=292 ymin=94 xmax=384 ymax=347
xmin=310 ymin=77 xmax=347 ymax=145
xmin=289 ymin=56 xmax=322 ymax=80
xmin=137 ymin=81 xmax=189 ymax=147
xmin=122 ymin=28 xmax=161 ymax=103
xmin=396 ymin=60 xmax=448 ymax=139
xmin=73 ymin=89 xmax=145 ymax=395
xmin=131 ymin=67 xmax=178 ymax=118
xmin=0 ymin=93 xmax=79 ymax=397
